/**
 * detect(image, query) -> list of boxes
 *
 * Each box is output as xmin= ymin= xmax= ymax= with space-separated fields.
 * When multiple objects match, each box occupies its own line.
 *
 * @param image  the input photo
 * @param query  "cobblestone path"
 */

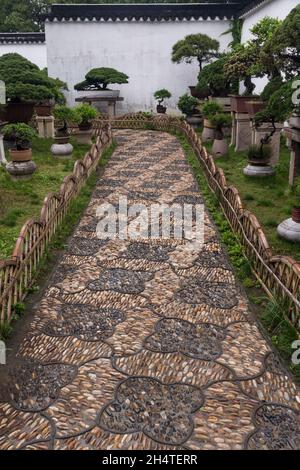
xmin=0 ymin=130 xmax=299 ymax=450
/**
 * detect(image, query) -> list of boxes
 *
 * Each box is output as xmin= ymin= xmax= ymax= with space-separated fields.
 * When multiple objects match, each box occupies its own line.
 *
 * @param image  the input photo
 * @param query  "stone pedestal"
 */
xmin=0 ymin=134 xmax=7 ymax=165
xmin=51 ymin=142 xmax=73 ymax=157
xmin=6 ymin=161 xmax=37 ymax=181
xmin=243 ymin=164 xmax=276 ymax=177
xmin=235 ymin=113 xmax=251 ymax=152
xmin=230 ymin=112 xmax=236 ymax=147
xmin=284 ymin=119 xmax=300 ymax=186
xmin=251 ymin=122 xmax=283 ymax=166
xmin=277 ymin=218 xmax=300 ymax=243
xmin=36 ymin=116 xmax=55 ymax=139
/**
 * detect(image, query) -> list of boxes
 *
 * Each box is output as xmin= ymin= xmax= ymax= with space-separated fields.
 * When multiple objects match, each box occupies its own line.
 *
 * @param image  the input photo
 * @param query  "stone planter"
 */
xmin=243 ymin=164 xmax=276 ymax=177
xmin=51 ymin=135 xmax=73 ymax=157
xmin=75 ymin=129 xmax=93 ymax=145
xmin=212 ymin=139 xmax=228 ymax=157
xmin=76 ymin=90 xmax=120 ymax=99
xmin=229 ymin=95 xmax=260 ymax=114
xmin=6 ymin=160 xmax=37 ymax=181
xmin=277 ymin=218 xmax=300 ymax=243
xmin=245 ymin=100 xmax=265 ymax=118
xmin=289 ymin=115 xmax=300 ymax=129
xmin=34 ymin=104 xmax=53 ymax=117
xmin=186 ymin=115 xmax=202 ymax=129
xmin=9 ymin=148 xmax=32 ymax=163
xmin=202 ymin=119 xmax=216 ymax=142
xmin=189 ymin=86 xmax=209 ymax=100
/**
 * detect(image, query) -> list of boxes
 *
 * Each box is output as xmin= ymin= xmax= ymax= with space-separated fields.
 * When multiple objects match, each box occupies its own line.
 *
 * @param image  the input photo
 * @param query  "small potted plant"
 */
xmin=2 ymin=123 xmax=37 ymax=180
xmin=210 ymin=113 xmax=231 ymax=157
xmin=154 ymin=89 xmax=172 ymax=114
xmin=2 ymin=123 xmax=37 ymax=162
xmin=243 ymin=144 xmax=275 ymax=177
xmin=177 ymin=94 xmax=201 ymax=127
xmin=74 ymin=67 xmax=129 ymax=98
xmin=52 ymin=105 xmax=80 ymax=156
xmin=74 ymin=103 xmax=99 ymax=145
xmin=201 ymin=101 xmax=223 ymax=142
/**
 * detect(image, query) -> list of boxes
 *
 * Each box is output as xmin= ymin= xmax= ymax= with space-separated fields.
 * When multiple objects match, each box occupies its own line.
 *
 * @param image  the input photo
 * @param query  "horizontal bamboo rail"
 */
xmin=104 ymin=113 xmax=300 ymax=330
xmin=0 ymin=123 xmax=112 ymax=325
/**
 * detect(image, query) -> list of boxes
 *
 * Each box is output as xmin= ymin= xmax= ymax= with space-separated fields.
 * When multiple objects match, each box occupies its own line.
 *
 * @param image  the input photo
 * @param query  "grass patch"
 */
xmin=175 ymin=130 xmax=300 ymax=381
xmin=202 ymin=138 xmax=300 ymax=261
xmin=0 ymin=136 xmax=91 ymax=259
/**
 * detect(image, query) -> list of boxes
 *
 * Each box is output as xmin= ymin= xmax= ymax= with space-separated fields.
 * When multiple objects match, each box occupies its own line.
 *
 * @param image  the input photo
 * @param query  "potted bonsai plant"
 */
xmin=201 ymin=101 xmax=223 ymax=142
xmin=243 ymin=144 xmax=275 ymax=177
xmin=154 ymin=89 xmax=172 ymax=114
xmin=74 ymin=67 xmax=129 ymax=98
xmin=172 ymin=33 xmax=219 ymax=99
xmin=210 ymin=113 xmax=231 ymax=157
xmin=177 ymin=94 xmax=201 ymax=127
xmin=0 ymin=53 xmax=66 ymax=123
xmin=74 ymin=103 xmax=99 ymax=145
xmin=197 ymin=55 xmax=238 ymax=109
xmin=2 ymin=123 xmax=37 ymax=180
xmin=52 ymin=105 xmax=80 ymax=156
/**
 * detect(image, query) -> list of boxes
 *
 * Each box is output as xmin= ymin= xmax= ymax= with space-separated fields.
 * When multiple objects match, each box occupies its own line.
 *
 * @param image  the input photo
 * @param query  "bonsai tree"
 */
xmin=154 ymin=89 xmax=172 ymax=114
xmin=74 ymin=67 xmax=129 ymax=91
xmin=2 ymin=123 xmax=36 ymax=150
xmin=201 ymin=101 xmax=223 ymax=120
xmin=246 ymin=144 xmax=272 ymax=166
xmin=197 ymin=55 xmax=238 ymax=97
xmin=224 ymin=17 xmax=281 ymax=96
xmin=262 ymin=5 xmax=300 ymax=80
xmin=177 ymin=94 xmax=199 ymax=117
xmin=75 ymin=104 xmax=99 ymax=130
xmin=210 ymin=113 xmax=231 ymax=140
xmin=172 ymin=34 xmax=220 ymax=73
xmin=53 ymin=105 xmax=80 ymax=137
xmin=0 ymin=53 xmax=66 ymax=105
xmin=209 ymin=112 xmax=231 ymax=156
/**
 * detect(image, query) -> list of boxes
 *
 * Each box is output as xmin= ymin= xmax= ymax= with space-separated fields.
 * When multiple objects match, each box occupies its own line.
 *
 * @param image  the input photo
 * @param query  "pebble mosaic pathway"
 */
xmin=0 ymin=130 xmax=299 ymax=450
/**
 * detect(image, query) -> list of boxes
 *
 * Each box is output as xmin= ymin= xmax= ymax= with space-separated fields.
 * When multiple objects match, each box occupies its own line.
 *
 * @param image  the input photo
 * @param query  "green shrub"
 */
xmin=0 ymin=53 xmax=66 ymax=104
xmin=197 ymin=55 xmax=238 ymax=97
xmin=201 ymin=101 xmax=223 ymax=119
xmin=177 ymin=94 xmax=199 ymax=117
xmin=75 ymin=104 xmax=99 ymax=129
xmin=2 ymin=123 xmax=37 ymax=150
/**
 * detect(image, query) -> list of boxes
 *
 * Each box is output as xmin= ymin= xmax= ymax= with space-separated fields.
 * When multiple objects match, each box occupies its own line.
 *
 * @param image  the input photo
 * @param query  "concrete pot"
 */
xmin=9 ymin=148 xmax=32 ymax=163
xmin=243 ymin=164 xmax=276 ymax=177
xmin=75 ymin=129 xmax=93 ymax=145
xmin=277 ymin=218 xmax=300 ymax=243
xmin=202 ymin=119 xmax=216 ymax=142
xmin=6 ymin=160 xmax=37 ymax=181
xmin=186 ymin=115 xmax=202 ymax=129
xmin=51 ymin=142 xmax=73 ymax=157
xmin=212 ymin=139 xmax=229 ymax=157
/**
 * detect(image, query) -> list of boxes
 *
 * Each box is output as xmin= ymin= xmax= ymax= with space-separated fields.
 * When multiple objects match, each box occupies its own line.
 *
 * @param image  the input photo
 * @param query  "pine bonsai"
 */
xmin=2 ymin=123 xmax=37 ymax=150
xmin=74 ymin=67 xmax=129 ymax=91
xmin=177 ymin=94 xmax=199 ymax=117
xmin=172 ymin=34 xmax=220 ymax=73
xmin=75 ymin=104 xmax=99 ymax=130
xmin=197 ymin=55 xmax=238 ymax=97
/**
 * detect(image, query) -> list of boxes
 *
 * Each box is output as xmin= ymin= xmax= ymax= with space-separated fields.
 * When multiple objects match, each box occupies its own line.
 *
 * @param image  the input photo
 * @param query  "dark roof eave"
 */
xmin=0 ymin=32 xmax=45 ymax=44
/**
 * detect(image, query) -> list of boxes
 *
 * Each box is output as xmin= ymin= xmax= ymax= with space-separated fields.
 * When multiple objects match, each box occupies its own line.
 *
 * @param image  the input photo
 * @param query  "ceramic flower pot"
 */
xmin=9 ymin=148 xmax=32 ymax=162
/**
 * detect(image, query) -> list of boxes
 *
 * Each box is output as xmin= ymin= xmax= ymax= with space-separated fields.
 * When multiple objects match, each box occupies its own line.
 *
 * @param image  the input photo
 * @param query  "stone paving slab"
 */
xmin=0 ymin=130 xmax=299 ymax=450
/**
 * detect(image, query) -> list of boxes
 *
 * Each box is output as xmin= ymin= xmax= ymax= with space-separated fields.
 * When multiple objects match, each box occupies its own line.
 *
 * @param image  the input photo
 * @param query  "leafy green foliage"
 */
xmin=201 ymin=101 xmax=222 ymax=119
xmin=0 ymin=53 xmax=66 ymax=104
xmin=171 ymin=33 xmax=219 ymax=72
xmin=210 ymin=112 xmax=231 ymax=131
xmin=177 ymin=94 xmax=199 ymax=117
xmin=2 ymin=123 xmax=37 ymax=149
xmin=154 ymin=89 xmax=172 ymax=104
xmin=75 ymin=104 xmax=99 ymax=128
xmin=197 ymin=55 xmax=238 ymax=97
xmin=247 ymin=144 xmax=272 ymax=161
xmin=75 ymin=67 xmax=129 ymax=91
xmin=261 ymin=76 xmax=284 ymax=102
